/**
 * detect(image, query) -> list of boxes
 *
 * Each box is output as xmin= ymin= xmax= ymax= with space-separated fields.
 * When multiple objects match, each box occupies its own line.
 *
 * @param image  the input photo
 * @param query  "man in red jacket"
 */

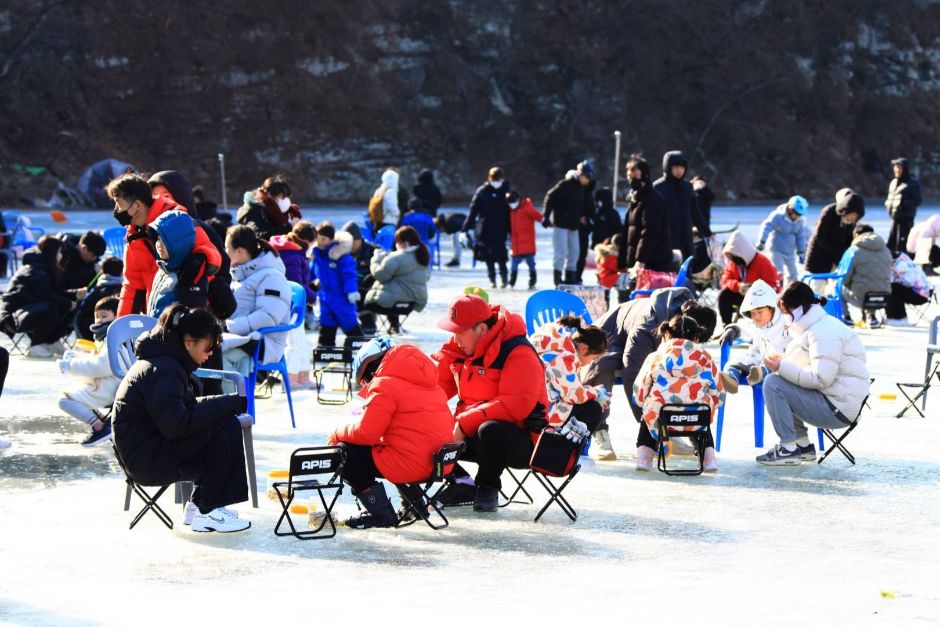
xmin=719 ymin=230 xmax=781 ymax=324
xmin=328 ymin=339 xmax=455 ymax=529
xmin=107 ymin=173 xmax=222 ymax=317
xmin=433 ymin=294 xmax=548 ymax=512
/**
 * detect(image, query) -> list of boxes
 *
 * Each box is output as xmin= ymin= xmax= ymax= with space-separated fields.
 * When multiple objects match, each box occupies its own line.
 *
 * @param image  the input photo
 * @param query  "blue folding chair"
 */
xmin=630 ymin=256 xmax=694 ymax=300
xmin=1 ymin=211 xmax=45 ymax=273
xmin=401 ymin=212 xmax=441 ymax=269
xmin=246 ymin=281 xmax=306 ymax=428
xmin=374 ymin=225 xmax=396 ymax=251
xmin=800 ymin=248 xmax=856 ymax=320
xmin=524 ymin=290 xmax=592 ymax=335
xmin=714 ymin=331 xmax=823 ymax=452
xmin=104 ymin=226 xmax=127 ymax=259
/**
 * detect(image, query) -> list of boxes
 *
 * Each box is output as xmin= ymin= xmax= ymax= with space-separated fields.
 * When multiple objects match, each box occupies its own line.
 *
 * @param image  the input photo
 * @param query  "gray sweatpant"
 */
xmin=770 ymin=249 xmax=799 ymax=283
xmin=763 ymin=373 xmax=854 ymax=444
xmin=450 ymin=233 xmax=462 ymax=263
xmin=553 ymin=227 xmax=579 ymax=272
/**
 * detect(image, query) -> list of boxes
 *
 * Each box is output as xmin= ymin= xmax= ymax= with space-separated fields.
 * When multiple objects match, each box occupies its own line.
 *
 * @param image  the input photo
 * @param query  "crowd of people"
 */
xmin=0 ymin=152 xmax=935 ymax=532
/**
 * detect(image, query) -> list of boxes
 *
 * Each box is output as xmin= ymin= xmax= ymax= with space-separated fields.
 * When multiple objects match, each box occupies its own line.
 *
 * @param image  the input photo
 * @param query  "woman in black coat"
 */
xmin=805 ymin=190 xmax=865 ymax=276
xmin=463 ymin=167 xmax=511 ymax=288
xmin=618 ymin=157 xmax=674 ymax=274
xmin=111 ymin=304 xmax=251 ymax=533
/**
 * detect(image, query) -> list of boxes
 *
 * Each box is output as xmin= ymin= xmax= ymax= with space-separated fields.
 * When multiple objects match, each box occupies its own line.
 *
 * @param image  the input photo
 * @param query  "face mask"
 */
xmin=490 ymin=180 xmax=503 ymax=190
xmin=90 ymin=320 xmax=112 ymax=342
xmin=277 ymin=197 xmax=291 ymax=213
xmin=509 ymin=202 xmax=519 ymax=209
xmin=629 ymin=177 xmax=643 ymax=191
xmin=113 ymin=202 xmax=134 ymax=227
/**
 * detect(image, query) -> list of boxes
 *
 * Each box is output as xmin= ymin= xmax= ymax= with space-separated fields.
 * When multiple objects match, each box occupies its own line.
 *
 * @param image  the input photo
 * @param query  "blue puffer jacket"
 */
xmin=756 ymin=204 xmax=807 ymax=256
xmin=312 ymin=231 xmax=359 ymax=314
xmin=147 ymin=210 xmax=197 ymax=317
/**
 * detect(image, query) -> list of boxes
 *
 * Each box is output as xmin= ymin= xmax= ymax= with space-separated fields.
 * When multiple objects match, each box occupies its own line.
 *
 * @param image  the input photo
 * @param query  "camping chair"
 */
xmin=524 ymin=289 xmax=593 ymax=335
xmin=246 ymin=281 xmax=306 ymax=428
xmin=273 ymin=446 xmax=346 ymax=540
xmin=374 ymin=225 xmax=396 ymax=251
xmin=401 ymin=212 xmax=441 ymax=269
xmin=801 ymin=247 xmax=857 ymax=320
xmin=910 ymin=288 xmax=938 ymax=326
xmin=396 ymin=441 xmax=466 ymax=530
xmin=629 ymin=256 xmax=694 ymax=300
xmin=896 ymin=360 xmax=940 ymax=419
xmin=103 ymin=226 xmax=126 ymax=259
xmin=113 ymin=442 xmax=174 ymax=530
xmin=912 ymin=314 xmax=940 ymax=413
xmin=656 ymin=404 xmax=713 ymax=476
xmin=1 ymin=211 xmax=45 ymax=273
xmin=862 ymin=291 xmax=890 ymax=328
xmin=312 ymin=345 xmax=353 ymax=405
xmin=817 ymin=391 xmax=870 ymax=465
xmin=374 ymin=301 xmax=414 ymax=334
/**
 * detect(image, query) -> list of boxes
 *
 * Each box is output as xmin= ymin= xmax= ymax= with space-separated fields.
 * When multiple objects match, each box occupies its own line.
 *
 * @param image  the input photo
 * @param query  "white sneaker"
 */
xmin=184 ymin=502 xmax=240 ymax=526
xmin=26 ymin=344 xmax=54 ymax=359
xmin=191 ymin=507 xmax=250 ymax=533
xmin=635 ymin=446 xmax=655 ymax=471
xmin=886 ymin=318 xmax=912 ymax=327
xmin=703 ymin=447 xmax=718 ymax=473
xmin=590 ymin=429 xmax=617 ymax=461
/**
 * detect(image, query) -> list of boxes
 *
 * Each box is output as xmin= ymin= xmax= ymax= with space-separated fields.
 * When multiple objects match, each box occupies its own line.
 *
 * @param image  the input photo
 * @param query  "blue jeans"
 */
xmin=510 ymin=254 xmax=536 ymax=274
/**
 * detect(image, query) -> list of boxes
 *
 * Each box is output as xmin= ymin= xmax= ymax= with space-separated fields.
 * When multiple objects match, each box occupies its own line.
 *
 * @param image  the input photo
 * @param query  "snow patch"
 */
xmin=295 ymin=57 xmax=350 ymax=77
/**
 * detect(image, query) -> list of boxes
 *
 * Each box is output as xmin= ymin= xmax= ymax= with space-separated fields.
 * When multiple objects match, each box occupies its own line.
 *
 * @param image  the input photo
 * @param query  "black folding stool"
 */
xmin=498 ymin=436 xmax=589 ymax=522
xmin=395 ymin=441 xmax=466 ymax=530
xmin=862 ymin=291 xmax=890 ymax=327
xmin=274 ymin=446 xmax=346 ymax=540
xmin=896 ymin=361 xmax=940 ymax=418
xmin=113 ymin=443 xmax=174 ymax=530
xmin=312 ymin=346 xmax=353 ymax=405
xmin=656 ymin=404 xmax=712 ymax=477
xmin=817 ymin=392 xmax=870 ymax=465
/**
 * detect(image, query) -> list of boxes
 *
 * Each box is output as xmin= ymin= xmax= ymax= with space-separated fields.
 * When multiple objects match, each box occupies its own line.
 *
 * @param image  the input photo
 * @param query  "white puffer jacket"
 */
xmin=375 ymin=169 xmax=400 ymax=225
xmin=227 ymin=250 xmax=292 ymax=363
xmin=777 ymin=304 xmax=870 ymax=419
xmin=739 ymin=279 xmax=790 ymax=367
xmin=62 ymin=345 xmax=121 ymax=409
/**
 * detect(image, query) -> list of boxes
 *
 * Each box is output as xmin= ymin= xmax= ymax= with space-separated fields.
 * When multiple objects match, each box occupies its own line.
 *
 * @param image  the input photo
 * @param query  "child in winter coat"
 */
xmin=270 ymin=221 xmax=317 ymax=388
xmin=363 ymin=226 xmax=430 ymax=333
xmin=74 ymin=256 xmax=123 ymax=341
xmin=718 ymin=279 xmax=790 ymax=394
xmin=312 ymin=222 xmax=364 ymax=349
xmin=756 ymin=195 xmax=808 ymax=283
xmin=594 ymin=234 xmax=623 ymax=304
xmin=530 ymin=316 xmax=610 ymax=433
xmin=842 ymin=224 xmax=892 ymax=327
xmin=506 ymin=191 xmax=543 ymax=289
xmin=56 ymin=296 xmax=120 ymax=447
xmin=719 ymin=230 xmax=781 ymax=324
xmin=635 ymin=314 xmax=724 ymax=472
xmin=147 ymin=210 xmax=211 ymax=317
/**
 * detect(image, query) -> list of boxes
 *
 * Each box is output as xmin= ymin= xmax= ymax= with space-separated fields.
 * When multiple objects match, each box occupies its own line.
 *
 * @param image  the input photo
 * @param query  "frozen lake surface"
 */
xmin=2 ymin=204 xmax=940 ymax=625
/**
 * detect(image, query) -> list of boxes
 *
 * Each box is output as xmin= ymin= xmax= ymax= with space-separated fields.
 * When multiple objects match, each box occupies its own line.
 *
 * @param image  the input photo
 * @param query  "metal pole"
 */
xmin=612 ymin=131 xmax=622 ymax=208
xmin=218 ymin=153 xmax=228 ymax=212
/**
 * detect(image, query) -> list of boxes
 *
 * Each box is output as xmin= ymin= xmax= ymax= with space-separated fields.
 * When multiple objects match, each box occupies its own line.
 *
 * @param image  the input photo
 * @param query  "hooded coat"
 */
xmin=112 ymin=326 xmax=244 ymax=486
xmin=736 ymin=279 xmax=790 ymax=368
xmin=756 ymin=204 xmax=807 ymax=257
xmin=228 ymin=250 xmax=291 ymax=363
xmin=62 ymin=339 xmax=120 ymax=410
xmin=777 ymin=304 xmax=870 ymax=420
xmin=885 ymin=159 xmax=922 ymax=222
xmin=312 ymin=231 xmax=360 ymax=321
xmin=594 ymin=240 xmax=620 ymax=288
xmin=843 ymin=231 xmax=892 ymax=308
xmin=374 ymin=170 xmax=401 ymax=225
xmin=805 ymin=193 xmax=865 ymax=274
xmin=236 ymin=191 xmax=292 ymax=240
xmin=906 ymin=214 xmax=940 ymax=257
xmin=365 ymin=246 xmax=430 ymax=310
xmin=434 ymin=305 xmax=548 ymax=440
xmin=720 ymin=230 xmax=781 ymax=294
xmin=269 ymin=234 xmax=316 ymax=305
xmin=530 ymin=321 xmax=603 ymax=426
xmin=147 ymin=210 xmax=200 ymax=317
xmin=652 ymin=151 xmax=711 ymax=258
xmin=619 ymin=179 xmax=673 ymax=272
xmin=508 ymin=197 xmax=542 ymax=256
xmin=590 ymin=287 xmax=695 ymax=420
xmin=0 ymin=249 xmax=72 ymax=330
xmin=591 ymin=187 xmax=623 ymax=249
xmin=328 ymin=345 xmax=455 ymax=483
xmin=412 ymin=170 xmax=443 ymax=217
xmin=75 ymin=272 xmax=122 ymax=341
xmin=464 ymin=180 xmax=511 ymax=263
xmin=543 ymin=172 xmax=591 ymax=230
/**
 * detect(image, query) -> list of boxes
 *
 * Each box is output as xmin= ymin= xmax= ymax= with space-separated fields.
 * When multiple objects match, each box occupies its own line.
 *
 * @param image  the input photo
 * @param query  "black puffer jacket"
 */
xmin=543 ymin=174 xmax=592 ymax=230
xmin=652 ymin=151 xmax=711 ymax=258
xmin=591 ymin=188 xmax=623 ymax=248
xmin=885 ymin=159 xmax=922 ymax=222
xmin=56 ymin=240 xmax=97 ymax=292
xmin=805 ymin=192 xmax=865 ymax=273
xmin=0 ymin=249 xmax=72 ymax=321
xmin=592 ymin=287 xmax=695 ymax=420
xmin=412 ymin=170 xmax=443 ymax=217
xmin=112 ymin=326 xmax=243 ymax=485
xmin=619 ymin=181 xmax=673 ymax=272
xmin=464 ymin=181 xmax=511 ymax=262
xmin=236 ymin=192 xmax=291 ymax=240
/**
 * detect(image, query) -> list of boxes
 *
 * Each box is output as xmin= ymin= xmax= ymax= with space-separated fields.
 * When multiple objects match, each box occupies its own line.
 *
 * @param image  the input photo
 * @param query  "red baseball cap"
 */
xmin=436 ymin=295 xmax=492 ymax=333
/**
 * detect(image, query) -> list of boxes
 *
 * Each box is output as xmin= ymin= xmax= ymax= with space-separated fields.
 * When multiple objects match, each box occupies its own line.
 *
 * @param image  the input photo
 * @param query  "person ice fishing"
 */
xmin=755 ymin=195 xmax=808 ymax=283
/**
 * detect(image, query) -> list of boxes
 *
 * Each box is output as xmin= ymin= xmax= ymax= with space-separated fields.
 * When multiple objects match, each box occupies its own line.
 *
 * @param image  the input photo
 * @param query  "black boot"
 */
xmin=553 ymin=270 xmax=562 ymax=287
xmin=563 ymin=270 xmax=577 ymax=285
xmin=345 ymin=482 xmax=398 ymax=529
xmin=528 ymin=270 xmax=537 ymax=289
xmin=487 ymin=269 xmax=497 ymax=289
xmin=500 ymin=269 xmax=508 ymax=288
xmin=509 ymin=271 xmax=518 ymax=288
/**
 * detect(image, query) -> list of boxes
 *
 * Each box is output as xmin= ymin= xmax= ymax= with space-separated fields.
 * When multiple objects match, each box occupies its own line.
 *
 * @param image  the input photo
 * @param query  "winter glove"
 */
xmin=559 ymin=417 xmax=590 ymax=443
xmin=726 ymin=363 xmax=749 ymax=379
xmin=719 ymin=324 xmax=741 ymax=345
xmin=347 ymin=292 xmax=361 ymax=304
xmin=235 ymin=412 xmax=254 ymax=428
xmin=594 ymin=385 xmax=610 ymax=407
xmin=542 ymin=216 xmax=552 ymax=228
xmin=178 ymin=253 xmax=208 ymax=288
xmin=755 ymin=242 xmax=765 ymax=252
xmin=524 ymin=402 xmax=549 ymax=433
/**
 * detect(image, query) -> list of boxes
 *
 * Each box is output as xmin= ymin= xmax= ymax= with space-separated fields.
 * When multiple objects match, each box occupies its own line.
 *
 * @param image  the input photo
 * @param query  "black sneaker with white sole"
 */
xmin=433 ymin=481 xmax=475 ymax=508
xmin=797 ymin=442 xmax=817 ymax=461
xmin=756 ymin=444 xmax=802 ymax=466
xmin=80 ymin=421 xmax=112 ymax=447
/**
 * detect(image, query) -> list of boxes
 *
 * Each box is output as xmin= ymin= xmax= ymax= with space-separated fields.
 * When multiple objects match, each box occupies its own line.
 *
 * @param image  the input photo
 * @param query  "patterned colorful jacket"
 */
xmin=635 ymin=338 xmax=724 ymax=433
xmin=531 ymin=322 xmax=603 ymax=426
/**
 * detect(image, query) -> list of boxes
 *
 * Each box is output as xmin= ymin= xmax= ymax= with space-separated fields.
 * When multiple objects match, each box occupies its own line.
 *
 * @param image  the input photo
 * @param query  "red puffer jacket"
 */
xmin=328 ymin=345 xmax=454 ymax=483
xmin=118 ymin=196 xmax=222 ymax=317
xmin=720 ymin=253 xmax=780 ymax=294
xmin=434 ymin=305 xmax=548 ymax=441
xmin=509 ymin=197 xmax=543 ymax=256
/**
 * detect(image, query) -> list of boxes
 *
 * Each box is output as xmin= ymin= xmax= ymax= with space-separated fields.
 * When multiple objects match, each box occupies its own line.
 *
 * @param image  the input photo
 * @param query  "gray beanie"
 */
xmin=342 ymin=221 xmax=363 ymax=241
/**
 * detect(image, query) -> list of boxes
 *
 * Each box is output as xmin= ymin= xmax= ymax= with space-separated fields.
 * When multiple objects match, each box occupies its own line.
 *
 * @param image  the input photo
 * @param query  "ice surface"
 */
xmin=2 ymin=205 xmax=940 ymax=625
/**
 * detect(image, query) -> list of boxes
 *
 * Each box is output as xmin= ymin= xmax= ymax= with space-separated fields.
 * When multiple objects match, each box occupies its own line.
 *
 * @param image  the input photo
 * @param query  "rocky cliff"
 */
xmin=2 ymin=0 xmax=939 ymax=207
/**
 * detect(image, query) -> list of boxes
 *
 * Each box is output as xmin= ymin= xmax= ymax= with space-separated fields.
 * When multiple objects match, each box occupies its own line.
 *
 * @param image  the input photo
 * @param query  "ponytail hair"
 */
xmin=778 ymin=281 xmax=827 ymax=315
xmin=159 ymin=304 xmax=222 ymax=345
xmin=226 ymin=224 xmax=278 ymax=259
xmin=658 ymin=314 xmax=702 ymax=341
xmin=394 ymin=225 xmax=430 ymax=266
xmin=556 ymin=315 xmax=608 ymax=354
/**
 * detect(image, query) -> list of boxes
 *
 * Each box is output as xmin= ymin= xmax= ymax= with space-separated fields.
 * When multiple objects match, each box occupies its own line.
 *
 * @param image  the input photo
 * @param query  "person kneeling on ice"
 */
xmin=718 ymin=279 xmax=790 ymax=394
xmin=56 ymin=296 xmax=121 ymax=447
xmin=530 ymin=315 xmax=610 ymax=433
xmin=112 ymin=305 xmax=252 ymax=533
xmin=431 ymin=294 xmax=549 ymax=512
xmin=635 ymin=315 xmax=724 ymax=472
xmin=756 ymin=282 xmax=870 ymax=466
xmin=327 ymin=338 xmax=455 ymax=529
